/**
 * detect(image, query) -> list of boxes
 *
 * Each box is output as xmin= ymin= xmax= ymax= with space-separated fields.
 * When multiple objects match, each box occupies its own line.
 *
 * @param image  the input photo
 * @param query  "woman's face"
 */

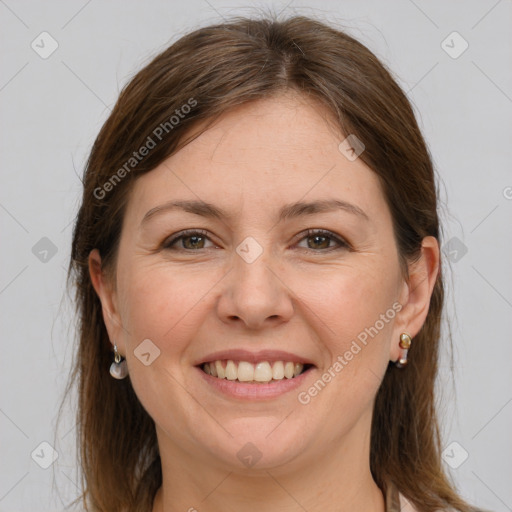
xmin=94 ymin=92 xmax=420 ymax=473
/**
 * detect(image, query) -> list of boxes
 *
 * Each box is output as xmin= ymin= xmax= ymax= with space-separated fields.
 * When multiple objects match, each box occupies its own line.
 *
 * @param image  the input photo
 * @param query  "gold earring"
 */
xmin=395 ymin=333 xmax=412 ymax=368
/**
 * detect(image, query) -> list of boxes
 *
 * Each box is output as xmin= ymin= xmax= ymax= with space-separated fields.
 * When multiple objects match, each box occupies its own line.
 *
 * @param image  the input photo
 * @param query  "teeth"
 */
xmin=254 ymin=362 xmax=273 ymax=382
xmin=202 ymin=359 xmax=307 ymax=382
xmin=237 ymin=361 xmax=254 ymax=382
xmin=272 ymin=361 xmax=284 ymax=380
xmin=284 ymin=361 xmax=294 ymax=379
xmin=225 ymin=360 xmax=237 ymax=380
xmin=215 ymin=360 xmax=225 ymax=379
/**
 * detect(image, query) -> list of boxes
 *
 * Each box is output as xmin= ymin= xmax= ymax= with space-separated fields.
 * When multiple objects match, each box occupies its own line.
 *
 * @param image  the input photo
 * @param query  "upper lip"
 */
xmin=194 ymin=349 xmax=316 ymax=366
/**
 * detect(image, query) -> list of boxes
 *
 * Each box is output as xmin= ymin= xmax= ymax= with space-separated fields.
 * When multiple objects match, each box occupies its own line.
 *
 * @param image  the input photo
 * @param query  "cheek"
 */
xmin=291 ymin=261 xmax=399 ymax=412
xmin=293 ymin=259 xmax=399 ymax=347
xmin=115 ymin=264 xmax=216 ymax=434
xmin=118 ymin=262 xmax=212 ymax=348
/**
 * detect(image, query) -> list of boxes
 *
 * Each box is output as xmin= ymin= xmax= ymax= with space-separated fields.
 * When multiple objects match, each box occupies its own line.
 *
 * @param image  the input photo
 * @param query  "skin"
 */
xmin=89 ymin=90 xmax=439 ymax=512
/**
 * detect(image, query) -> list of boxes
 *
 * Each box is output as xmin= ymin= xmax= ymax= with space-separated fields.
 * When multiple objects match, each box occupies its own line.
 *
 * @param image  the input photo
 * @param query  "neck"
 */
xmin=152 ymin=411 xmax=385 ymax=512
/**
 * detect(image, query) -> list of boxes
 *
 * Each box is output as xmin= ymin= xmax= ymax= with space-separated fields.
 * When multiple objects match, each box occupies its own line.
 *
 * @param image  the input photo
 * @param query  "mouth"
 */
xmin=197 ymin=359 xmax=315 ymax=384
xmin=193 ymin=349 xmax=317 ymax=400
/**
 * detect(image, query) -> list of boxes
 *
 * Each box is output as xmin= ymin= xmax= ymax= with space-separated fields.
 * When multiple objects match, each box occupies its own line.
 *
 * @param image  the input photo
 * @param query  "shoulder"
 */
xmin=386 ymin=479 xmax=492 ymax=512
xmin=384 ymin=480 xmax=418 ymax=512
xmin=398 ymin=491 xmax=443 ymax=512
xmin=398 ymin=492 xmax=420 ymax=511
xmin=398 ymin=492 xmax=494 ymax=512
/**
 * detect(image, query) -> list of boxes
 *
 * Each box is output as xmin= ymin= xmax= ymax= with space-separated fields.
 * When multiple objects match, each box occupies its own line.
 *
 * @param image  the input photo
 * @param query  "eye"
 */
xmin=294 ymin=229 xmax=349 ymax=252
xmin=162 ymin=229 xmax=216 ymax=250
xmin=162 ymin=228 xmax=349 ymax=252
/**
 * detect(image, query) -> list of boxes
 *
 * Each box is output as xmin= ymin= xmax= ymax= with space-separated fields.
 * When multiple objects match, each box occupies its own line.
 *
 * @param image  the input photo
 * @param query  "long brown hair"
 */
xmin=65 ymin=13 xmax=475 ymax=512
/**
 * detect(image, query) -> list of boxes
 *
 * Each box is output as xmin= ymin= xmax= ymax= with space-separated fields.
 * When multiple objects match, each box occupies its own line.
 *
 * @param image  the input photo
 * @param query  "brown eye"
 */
xmin=296 ymin=229 xmax=349 ymax=251
xmin=181 ymin=234 xmax=206 ymax=250
xmin=307 ymin=234 xmax=330 ymax=249
xmin=163 ymin=230 xmax=214 ymax=250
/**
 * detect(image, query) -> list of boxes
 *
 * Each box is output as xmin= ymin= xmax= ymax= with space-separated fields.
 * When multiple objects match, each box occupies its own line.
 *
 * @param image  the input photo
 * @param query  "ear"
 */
xmin=390 ymin=236 xmax=440 ymax=361
xmin=88 ymin=249 xmax=125 ymax=357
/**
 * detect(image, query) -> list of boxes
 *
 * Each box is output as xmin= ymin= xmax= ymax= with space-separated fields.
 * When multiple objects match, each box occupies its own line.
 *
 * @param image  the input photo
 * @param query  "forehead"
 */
xmin=124 ymin=92 xmax=388 ymax=227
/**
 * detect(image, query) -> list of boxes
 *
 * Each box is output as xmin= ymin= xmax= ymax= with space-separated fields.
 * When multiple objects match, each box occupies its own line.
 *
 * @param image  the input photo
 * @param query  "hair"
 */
xmin=65 ymin=13 xmax=476 ymax=512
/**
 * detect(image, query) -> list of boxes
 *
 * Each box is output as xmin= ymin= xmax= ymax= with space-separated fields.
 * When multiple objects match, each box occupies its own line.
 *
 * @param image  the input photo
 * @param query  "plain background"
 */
xmin=1 ymin=1 xmax=511 ymax=510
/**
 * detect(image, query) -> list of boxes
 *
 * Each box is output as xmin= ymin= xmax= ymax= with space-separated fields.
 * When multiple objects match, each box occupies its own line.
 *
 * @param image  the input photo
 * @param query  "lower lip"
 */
xmin=195 ymin=366 xmax=315 ymax=400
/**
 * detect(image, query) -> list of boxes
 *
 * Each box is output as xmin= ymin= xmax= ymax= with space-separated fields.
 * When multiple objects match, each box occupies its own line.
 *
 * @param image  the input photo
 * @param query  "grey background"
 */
xmin=1 ymin=0 xmax=511 ymax=510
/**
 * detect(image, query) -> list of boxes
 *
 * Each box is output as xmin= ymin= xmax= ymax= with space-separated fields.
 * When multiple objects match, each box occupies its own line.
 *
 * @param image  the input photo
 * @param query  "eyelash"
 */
xmin=161 ymin=228 xmax=350 ymax=252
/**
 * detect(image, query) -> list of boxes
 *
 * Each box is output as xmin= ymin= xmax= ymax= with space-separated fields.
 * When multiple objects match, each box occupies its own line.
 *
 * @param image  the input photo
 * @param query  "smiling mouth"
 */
xmin=199 ymin=359 xmax=314 ymax=383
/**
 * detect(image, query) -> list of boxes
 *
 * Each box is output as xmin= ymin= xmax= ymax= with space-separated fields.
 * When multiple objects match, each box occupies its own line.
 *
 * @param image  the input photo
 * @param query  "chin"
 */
xmin=196 ymin=416 xmax=313 ymax=471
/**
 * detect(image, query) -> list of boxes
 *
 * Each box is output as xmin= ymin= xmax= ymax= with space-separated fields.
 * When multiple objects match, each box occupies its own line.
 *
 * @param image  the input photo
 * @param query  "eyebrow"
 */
xmin=140 ymin=198 xmax=369 ymax=227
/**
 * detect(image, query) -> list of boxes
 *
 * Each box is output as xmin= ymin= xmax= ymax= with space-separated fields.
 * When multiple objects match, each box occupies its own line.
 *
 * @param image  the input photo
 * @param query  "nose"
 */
xmin=216 ymin=245 xmax=295 ymax=330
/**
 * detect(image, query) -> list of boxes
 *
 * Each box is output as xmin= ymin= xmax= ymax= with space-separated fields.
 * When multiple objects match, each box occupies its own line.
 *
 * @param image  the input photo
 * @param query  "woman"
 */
xmin=67 ymin=14 xmax=484 ymax=512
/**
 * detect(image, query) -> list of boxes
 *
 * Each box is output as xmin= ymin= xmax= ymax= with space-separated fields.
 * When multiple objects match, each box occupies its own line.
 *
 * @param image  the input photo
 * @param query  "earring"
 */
xmin=109 ymin=342 xmax=128 ymax=379
xmin=395 ymin=333 xmax=412 ymax=368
